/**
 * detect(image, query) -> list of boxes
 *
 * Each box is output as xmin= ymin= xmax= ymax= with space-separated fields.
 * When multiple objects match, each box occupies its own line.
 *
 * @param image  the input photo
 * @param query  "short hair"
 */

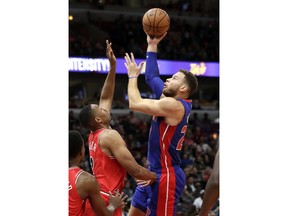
xmin=79 ymin=104 xmax=94 ymax=129
xmin=179 ymin=69 xmax=198 ymax=99
xmin=69 ymin=130 xmax=84 ymax=159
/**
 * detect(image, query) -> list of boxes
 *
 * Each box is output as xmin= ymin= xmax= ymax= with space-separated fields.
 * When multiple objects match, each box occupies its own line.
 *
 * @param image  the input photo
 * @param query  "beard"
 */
xmin=162 ymin=88 xmax=177 ymax=97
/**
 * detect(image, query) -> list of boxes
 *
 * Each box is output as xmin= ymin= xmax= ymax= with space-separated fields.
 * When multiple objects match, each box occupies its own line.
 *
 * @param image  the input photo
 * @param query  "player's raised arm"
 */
xmin=124 ymin=52 xmax=144 ymax=110
xmin=99 ymin=40 xmax=116 ymax=112
xmin=125 ymin=52 xmax=185 ymax=124
xmin=144 ymin=33 xmax=167 ymax=99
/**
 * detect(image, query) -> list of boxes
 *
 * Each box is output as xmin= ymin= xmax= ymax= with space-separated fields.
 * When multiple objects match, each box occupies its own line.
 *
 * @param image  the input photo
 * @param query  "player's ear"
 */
xmin=95 ymin=117 xmax=102 ymax=123
xmin=180 ymin=84 xmax=190 ymax=98
xmin=180 ymin=84 xmax=188 ymax=93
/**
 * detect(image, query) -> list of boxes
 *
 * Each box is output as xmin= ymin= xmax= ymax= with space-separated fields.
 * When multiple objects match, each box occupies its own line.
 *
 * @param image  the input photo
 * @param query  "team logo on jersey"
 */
xmin=89 ymin=141 xmax=97 ymax=152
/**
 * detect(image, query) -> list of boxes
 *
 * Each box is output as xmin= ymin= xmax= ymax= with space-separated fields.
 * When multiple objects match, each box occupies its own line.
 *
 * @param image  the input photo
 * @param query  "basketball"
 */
xmin=142 ymin=8 xmax=170 ymax=37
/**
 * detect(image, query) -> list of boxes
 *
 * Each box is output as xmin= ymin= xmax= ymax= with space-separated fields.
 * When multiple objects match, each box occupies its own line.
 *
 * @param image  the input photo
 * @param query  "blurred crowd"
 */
xmin=69 ymin=2 xmax=219 ymax=62
xmin=69 ymin=16 xmax=219 ymax=62
xmin=69 ymin=110 xmax=219 ymax=216
xmin=70 ymin=0 xmax=219 ymax=18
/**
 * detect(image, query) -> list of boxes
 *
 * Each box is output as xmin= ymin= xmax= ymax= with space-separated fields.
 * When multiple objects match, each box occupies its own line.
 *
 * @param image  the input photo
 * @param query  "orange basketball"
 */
xmin=142 ymin=8 xmax=170 ymax=37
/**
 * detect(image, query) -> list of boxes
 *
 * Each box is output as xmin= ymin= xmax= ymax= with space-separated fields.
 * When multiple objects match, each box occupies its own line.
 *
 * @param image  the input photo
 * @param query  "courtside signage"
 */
xmin=69 ymin=57 xmax=219 ymax=77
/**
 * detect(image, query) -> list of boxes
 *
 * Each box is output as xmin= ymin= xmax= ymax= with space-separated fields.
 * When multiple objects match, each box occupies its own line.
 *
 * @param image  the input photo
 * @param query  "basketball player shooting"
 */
xmin=124 ymin=32 xmax=198 ymax=216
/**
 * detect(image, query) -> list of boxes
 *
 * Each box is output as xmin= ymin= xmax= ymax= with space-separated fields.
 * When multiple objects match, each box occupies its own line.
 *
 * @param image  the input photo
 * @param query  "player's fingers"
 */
xmin=137 ymin=180 xmax=147 ymax=186
xmin=124 ymin=56 xmax=129 ymax=65
xmin=156 ymin=32 xmax=167 ymax=40
xmin=106 ymin=40 xmax=112 ymax=51
xmin=122 ymin=194 xmax=128 ymax=201
xmin=130 ymin=52 xmax=135 ymax=62
xmin=106 ymin=40 xmax=111 ymax=49
xmin=136 ymin=179 xmax=143 ymax=183
xmin=143 ymin=180 xmax=150 ymax=186
xmin=124 ymin=57 xmax=130 ymax=67
xmin=125 ymin=53 xmax=131 ymax=63
xmin=139 ymin=61 xmax=145 ymax=70
xmin=121 ymin=201 xmax=127 ymax=207
xmin=136 ymin=180 xmax=151 ymax=187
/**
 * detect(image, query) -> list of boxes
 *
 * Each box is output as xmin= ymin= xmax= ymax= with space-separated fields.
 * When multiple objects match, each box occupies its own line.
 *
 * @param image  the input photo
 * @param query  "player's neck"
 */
xmin=69 ymin=160 xmax=79 ymax=168
xmin=92 ymin=124 xmax=110 ymax=132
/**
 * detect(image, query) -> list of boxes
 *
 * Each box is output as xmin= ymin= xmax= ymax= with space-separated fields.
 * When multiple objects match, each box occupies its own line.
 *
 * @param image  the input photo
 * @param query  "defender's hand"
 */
xmin=106 ymin=40 xmax=116 ymax=66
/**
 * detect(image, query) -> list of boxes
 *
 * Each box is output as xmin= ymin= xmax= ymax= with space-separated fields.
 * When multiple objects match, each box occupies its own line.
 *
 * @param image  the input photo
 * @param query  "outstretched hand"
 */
xmin=136 ymin=179 xmax=156 ymax=187
xmin=108 ymin=190 xmax=128 ymax=209
xmin=124 ymin=52 xmax=144 ymax=77
xmin=106 ymin=40 xmax=116 ymax=66
xmin=146 ymin=32 xmax=167 ymax=45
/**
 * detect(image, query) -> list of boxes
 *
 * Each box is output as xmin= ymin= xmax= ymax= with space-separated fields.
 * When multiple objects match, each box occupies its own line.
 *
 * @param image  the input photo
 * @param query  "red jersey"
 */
xmin=85 ymin=128 xmax=126 ymax=216
xmin=69 ymin=167 xmax=86 ymax=216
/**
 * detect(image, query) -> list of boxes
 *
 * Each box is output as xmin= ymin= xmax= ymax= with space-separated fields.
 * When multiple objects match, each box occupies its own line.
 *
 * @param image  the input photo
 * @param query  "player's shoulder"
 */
xmin=160 ymin=96 xmax=177 ymax=102
xmin=78 ymin=171 xmax=100 ymax=192
xmin=101 ymin=128 xmax=120 ymax=137
xmin=78 ymin=170 xmax=93 ymax=179
xmin=78 ymin=171 xmax=97 ymax=185
xmin=99 ymin=129 xmax=123 ymax=147
xmin=161 ymin=97 xmax=186 ymax=111
xmin=161 ymin=96 xmax=187 ymax=105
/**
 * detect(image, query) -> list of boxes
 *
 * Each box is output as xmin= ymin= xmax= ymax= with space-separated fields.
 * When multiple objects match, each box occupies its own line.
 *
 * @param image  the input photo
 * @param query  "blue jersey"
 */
xmin=132 ymin=100 xmax=192 ymax=216
xmin=148 ymin=99 xmax=192 ymax=170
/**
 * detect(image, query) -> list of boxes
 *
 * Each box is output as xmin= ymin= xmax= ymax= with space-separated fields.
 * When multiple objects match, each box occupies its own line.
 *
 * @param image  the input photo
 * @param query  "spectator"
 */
xmin=186 ymin=175 xmax=197 ymax=193
xmin=69 ymin=110 xmax=78 ymax=130
xmin=193 ymin=189 xmax=205 ymax=213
